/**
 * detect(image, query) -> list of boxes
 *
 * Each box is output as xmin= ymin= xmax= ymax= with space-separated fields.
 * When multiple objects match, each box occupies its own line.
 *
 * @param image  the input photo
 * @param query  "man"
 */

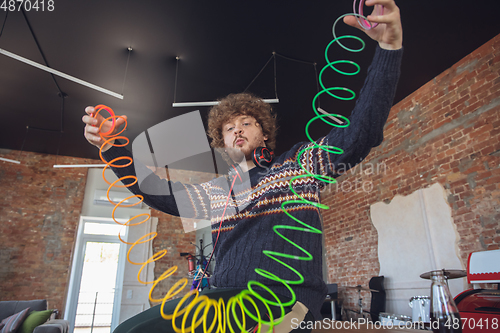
xmin=83 ymin=0 xmax=403 ymax=331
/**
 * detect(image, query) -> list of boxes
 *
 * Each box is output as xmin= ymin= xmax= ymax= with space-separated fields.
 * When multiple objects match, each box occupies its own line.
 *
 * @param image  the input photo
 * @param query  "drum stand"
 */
xmin=345 ymin=285 xmax=379 ymax=318
xmin=357 ymin=289 xmax=364 ymax=315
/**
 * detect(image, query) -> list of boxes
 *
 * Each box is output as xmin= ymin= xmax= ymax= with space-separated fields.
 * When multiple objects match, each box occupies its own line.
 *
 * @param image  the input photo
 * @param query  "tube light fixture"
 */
xmin=172 ymin=98 xmax=279 ymax=108
xmin=0 ymin=157 xmax=21 ymax=164
xmin=53 ymin=164 xmax=106 ymax=168
xmin=0 ymin=48 xmax=124 ymax=99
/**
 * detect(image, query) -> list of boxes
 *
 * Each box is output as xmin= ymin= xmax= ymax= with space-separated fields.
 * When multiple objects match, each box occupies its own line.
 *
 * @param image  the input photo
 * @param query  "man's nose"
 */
xmin=233 ymin=126 xmax=243 ymax=135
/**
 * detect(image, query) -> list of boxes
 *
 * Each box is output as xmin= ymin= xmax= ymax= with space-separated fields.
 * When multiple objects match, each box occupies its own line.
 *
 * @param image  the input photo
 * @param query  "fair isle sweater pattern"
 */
xmin=209 ymin=150 xmax=325 ymax=227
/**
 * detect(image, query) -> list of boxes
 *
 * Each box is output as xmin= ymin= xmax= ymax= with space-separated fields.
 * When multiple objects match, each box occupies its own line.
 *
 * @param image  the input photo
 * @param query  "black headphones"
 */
xmin=252 ymin=146 xmax=274 ymax=168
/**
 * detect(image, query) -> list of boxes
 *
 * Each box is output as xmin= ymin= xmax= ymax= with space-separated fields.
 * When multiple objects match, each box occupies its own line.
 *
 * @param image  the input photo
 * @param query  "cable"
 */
xmin=195 ymin=167 xmax=241 ymax=291
xmin=273 ymin=53 xmax=278 ymax=100
xmin=121 ymin=48 xmax=133 ymax=96
xmin=243 ymin=53 xmax=276 ymax=94
xmin=21 ymin=8 xmax=64 ymax=96
xmin=274 ymin=52 xmax=315 ymax=66
xmin=0 ymin=11 xmax=8 ymax=40
xmin=20 ymin=8 xmax=67 ymax=156
xmin=173 ymin=57 xmax=180 ymax=104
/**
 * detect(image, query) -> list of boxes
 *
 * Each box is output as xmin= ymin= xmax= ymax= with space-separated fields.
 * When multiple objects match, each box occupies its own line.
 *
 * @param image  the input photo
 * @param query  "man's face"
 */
xmin=222 ymin=115 xmax=268 ymax=161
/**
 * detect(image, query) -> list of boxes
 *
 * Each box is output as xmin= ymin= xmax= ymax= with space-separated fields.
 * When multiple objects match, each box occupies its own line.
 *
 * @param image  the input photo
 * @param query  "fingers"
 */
xmin=366 ymin=9 xmax=400 ymax=24
xmin=85 ymin=106 xmax=95 ymax=115
xmin=84 ymin=121 xmax=115 ymax=152
xmin=82 ymin=115 xmax=97 ymax=127
xmin=83 ymin=105 xmax=106 ymax=148
xmin=115 ymin=115 xmax=128 ymax=127
xmin=354 ymin=0 xmax=402 ymax=50
xmin=365 ymin=0 xmax=397 ymax=10
xmin=344 ymin=0 xmax=399 ymax=28
xmin=82 ymin=106 xmax=127 ymax=151
xmin=343 ymin=15 xmax=363 ymax=30
xmin=365 ymin=0 xmax=400 ymax=23
xmin=84 ymin=123 xmax=103 ymax=147
xmin=83 ymin=106 xmax=100 ymax=128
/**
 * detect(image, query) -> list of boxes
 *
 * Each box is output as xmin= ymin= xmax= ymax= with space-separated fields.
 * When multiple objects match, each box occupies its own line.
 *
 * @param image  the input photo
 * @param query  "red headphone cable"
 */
xmin=195 ymin=167 xmax=242 ymax=290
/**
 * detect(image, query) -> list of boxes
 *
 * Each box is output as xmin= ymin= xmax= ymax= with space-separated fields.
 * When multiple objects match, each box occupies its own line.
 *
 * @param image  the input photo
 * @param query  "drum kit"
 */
xmin=344 ymin=268 xmax=467 ymax=325
xmin=346 ymin=285 xmax=379 ymax=315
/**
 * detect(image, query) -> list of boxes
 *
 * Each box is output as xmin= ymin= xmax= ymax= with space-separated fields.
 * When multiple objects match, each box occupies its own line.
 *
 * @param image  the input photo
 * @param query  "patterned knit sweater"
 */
xmin=103 ymin=46 xmax=403 ymax=320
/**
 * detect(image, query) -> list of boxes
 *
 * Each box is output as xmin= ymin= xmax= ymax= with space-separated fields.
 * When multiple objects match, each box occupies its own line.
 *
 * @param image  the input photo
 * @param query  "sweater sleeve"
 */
xmin=298 ymin=46 xmax=403 ymax=177
xmin=102 ymin=144 xmax=211 ymax=219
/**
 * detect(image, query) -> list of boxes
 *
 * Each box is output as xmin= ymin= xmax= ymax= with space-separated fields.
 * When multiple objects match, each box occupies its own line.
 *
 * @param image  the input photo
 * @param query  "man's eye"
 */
xmin=243 ymin=123 xmax=250 ymax=126
xmin=226 ymin=127 xmax=234 ymax=131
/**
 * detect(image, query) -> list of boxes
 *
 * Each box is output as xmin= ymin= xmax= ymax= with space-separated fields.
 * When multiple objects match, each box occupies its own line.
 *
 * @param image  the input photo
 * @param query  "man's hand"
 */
xmin=82 ymin=106 xmax=127 ymax=152
xmin=344 ymin=0 xmax=403 ymax=50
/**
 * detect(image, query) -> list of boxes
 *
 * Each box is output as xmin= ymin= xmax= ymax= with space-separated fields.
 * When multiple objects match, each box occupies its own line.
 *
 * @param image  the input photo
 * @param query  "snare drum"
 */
xmin=409 ymin=296 xmax=431 ymax=322
xmin=379 ymin=313 xmax=412 ymax=326
xmin=379 ymin=312 xmax=394 ymax=326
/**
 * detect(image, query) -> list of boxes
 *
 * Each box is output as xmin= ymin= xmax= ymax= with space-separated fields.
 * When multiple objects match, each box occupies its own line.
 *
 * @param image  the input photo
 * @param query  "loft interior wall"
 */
xmin=321 ymin=34 xmax=500 ymax=312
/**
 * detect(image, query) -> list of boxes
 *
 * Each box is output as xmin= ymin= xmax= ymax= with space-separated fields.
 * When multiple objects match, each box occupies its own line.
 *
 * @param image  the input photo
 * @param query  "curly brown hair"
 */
xmin=207 ymin=93 xmax=278 ymax=150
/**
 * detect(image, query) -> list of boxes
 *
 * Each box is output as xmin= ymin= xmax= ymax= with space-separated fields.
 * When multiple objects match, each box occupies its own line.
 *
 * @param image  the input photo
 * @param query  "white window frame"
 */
xmin=65 ymin=216 xmax=128 ymax=332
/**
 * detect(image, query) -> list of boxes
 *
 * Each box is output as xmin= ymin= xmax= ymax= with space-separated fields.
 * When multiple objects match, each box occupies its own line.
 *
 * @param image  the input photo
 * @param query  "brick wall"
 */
xmin=149 ymin=211 xmax=195 ymax=302
xmin=0 ymin=150 xmax=92 ymax=313
xmin=321 ymin=34 xmax=500 ymax=309
xmin=0 ymin=149 xmax=198 ymax=315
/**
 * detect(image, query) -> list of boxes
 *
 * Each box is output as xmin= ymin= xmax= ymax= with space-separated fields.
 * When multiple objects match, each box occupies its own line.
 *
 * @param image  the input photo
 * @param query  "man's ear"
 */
xmin=256 ymin=122 xmax=268 ymax=141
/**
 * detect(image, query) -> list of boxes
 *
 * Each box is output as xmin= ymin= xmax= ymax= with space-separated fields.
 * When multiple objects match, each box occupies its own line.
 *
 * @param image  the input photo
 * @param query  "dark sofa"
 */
xmin=0 ymin=300 xmax=69 ymax=333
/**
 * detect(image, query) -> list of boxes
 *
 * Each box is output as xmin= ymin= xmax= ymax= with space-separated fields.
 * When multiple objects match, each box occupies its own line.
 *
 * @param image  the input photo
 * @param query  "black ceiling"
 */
xmin=1 ymin=0 xmax=499 ymax=169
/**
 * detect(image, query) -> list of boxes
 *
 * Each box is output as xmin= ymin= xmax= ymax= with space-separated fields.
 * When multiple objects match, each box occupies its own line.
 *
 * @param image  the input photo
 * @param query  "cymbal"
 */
xmin=420 ymin=269 xmax=467 ymax=280
xmin=346 ymin=285 xmax=379 ymax=293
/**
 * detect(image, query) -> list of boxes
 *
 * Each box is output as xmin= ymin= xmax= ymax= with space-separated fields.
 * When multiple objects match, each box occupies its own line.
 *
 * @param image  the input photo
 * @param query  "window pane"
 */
xmin=84 ymin=222 xmax=123 ymax=236
xmin=74 ymin=242 xmax=120 ymax=333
